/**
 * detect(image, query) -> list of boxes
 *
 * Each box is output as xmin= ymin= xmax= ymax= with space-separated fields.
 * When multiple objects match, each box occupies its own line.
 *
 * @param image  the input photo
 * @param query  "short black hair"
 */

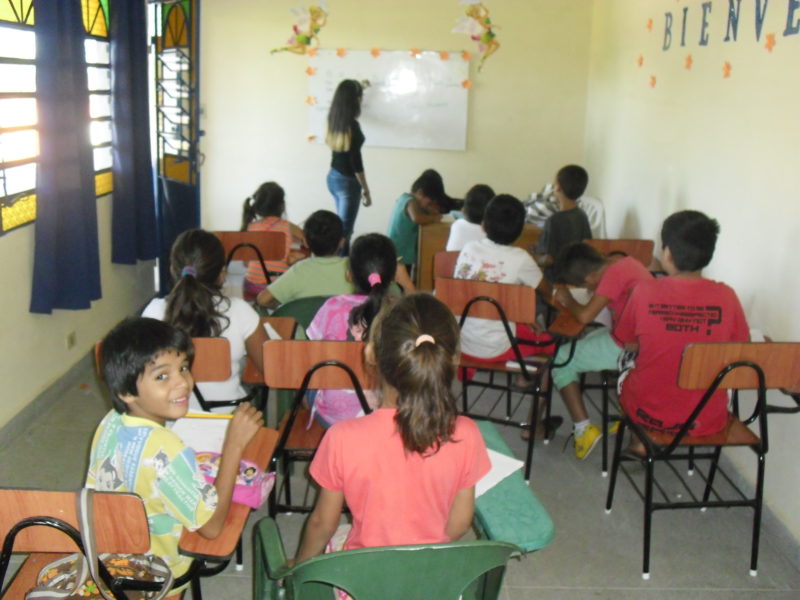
xmin=463 ymin=184 xmax=495 ymax=224
xmin=101 ymin=318 xmax=194 ymax=413
xmin=552 ymin=242 xmax=604 ymax=285
xmin=661 ymin=210 xmax=720 ymax=272
xmin=304 ymin=210 xmax=343 ymax=256
xmin=483 ymin=194 xmax=525 ymax=245
xmin=556 ymin=165 xmax=589 ymax=201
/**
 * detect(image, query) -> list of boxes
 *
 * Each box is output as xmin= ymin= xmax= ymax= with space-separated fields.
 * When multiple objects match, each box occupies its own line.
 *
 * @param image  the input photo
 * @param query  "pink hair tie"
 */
xmin=367 ymin=272 xmax=382 ymax=287
xmin=180 ymin=265 xmax=197 ymax=278
xmin=414 ymin=334 xmax=435 ymax=347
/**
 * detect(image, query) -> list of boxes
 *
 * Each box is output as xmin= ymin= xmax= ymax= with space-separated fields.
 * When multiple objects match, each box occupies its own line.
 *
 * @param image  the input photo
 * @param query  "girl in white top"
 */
xmin=142 ymin=229 xmax=268 ymax=413
xmin=445 ymin=183 xmax=494 ymax=251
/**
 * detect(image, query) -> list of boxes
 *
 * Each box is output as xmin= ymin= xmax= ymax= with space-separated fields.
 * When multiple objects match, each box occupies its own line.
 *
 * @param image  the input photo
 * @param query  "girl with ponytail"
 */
xmin=142 ymin=229 xmax=268 ymax=413
xmin=240 ymin=181 xmax=306 ymax=299
xmin=304 ymin=233 xmax=398 ymax=427
xmin=295 ymin=293 xmax=490 ymax=562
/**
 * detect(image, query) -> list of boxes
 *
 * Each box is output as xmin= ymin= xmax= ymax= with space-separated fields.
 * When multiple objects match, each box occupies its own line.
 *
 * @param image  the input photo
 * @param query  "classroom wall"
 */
xmin=0 ymin=196 xmax=155 ymax=428
xmin=198 ymin=0 xmax=594 ymax=234
xmin=584 ymin=0 xmax=800 ymax=542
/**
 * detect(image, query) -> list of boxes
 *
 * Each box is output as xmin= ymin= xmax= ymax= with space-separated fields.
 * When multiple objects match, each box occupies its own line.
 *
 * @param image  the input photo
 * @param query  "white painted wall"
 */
xmin=585 ymin=0 xmax=800 ymax=541
xmin=0 ymin=196 xmax=155 ymax=427
xmin=198 ymin=0 xmax=594 ymax=235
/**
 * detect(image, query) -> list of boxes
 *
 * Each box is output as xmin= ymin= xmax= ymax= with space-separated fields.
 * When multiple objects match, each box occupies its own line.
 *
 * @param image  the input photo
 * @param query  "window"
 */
xmin=0 ymin=0 xmax=113 ymax=235
xmin=0 ymin=0 xmax=36 ymax=233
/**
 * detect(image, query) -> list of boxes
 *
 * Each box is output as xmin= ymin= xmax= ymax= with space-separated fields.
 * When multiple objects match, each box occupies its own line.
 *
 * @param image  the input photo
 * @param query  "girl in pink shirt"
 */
xmin=295 ymin=294 xmax=491 ymax=563
xmin=240 ymin=181 xmax=305 ymax=298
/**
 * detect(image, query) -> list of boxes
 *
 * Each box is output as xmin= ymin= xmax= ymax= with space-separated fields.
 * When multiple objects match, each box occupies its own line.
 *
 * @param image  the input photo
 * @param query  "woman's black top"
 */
xmin=330 ymin=120 xmax=365 ymax=177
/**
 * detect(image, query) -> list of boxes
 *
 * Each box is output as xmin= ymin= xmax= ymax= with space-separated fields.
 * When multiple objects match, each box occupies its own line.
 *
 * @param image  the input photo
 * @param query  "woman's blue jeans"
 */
xmin=327 ymin=168 xmax=361 ymax=255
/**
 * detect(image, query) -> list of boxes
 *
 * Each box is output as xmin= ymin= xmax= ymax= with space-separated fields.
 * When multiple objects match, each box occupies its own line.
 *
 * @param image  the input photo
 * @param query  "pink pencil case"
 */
xmin=195 ymin=451 xmax=275 ymax=509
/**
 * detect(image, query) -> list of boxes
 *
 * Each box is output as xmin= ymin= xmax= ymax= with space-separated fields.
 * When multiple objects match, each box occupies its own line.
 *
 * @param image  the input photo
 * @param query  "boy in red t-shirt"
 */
xmin=550 ymin=243 xmax=653 ymax=459
xmin=614 ymin=211 xmax=749 ymax=447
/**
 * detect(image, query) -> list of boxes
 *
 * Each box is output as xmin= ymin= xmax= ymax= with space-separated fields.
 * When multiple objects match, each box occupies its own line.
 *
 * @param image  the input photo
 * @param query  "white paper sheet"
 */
xmin=171 ymin=414 xmax=231 ymax=454
xmin=263 ymin=321 xmax=282 ymax=340
xmin=475 ymin=449 xmax=525 ymax=498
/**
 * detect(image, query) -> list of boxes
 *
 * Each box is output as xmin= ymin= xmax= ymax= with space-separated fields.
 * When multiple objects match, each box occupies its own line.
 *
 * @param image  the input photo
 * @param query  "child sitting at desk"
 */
xmin=455 ymin=194 xmax=553 ymax=367
xmin=256 ymin=210 xmax=353 ymax=309
xmin=614 ymin=210 xmax=749 ymax=448
xmin=550 ymin=242 xmax=652 ymax=459
xmin=241 ymin=181 xmax=306 ymax=298
xmin=304 ymin=233 xmax=398 ymax=427
xmin=446 ymin=183 xmax=494 ymax=251
xmin=295 ymin=294 xmax=490 ymax=562
xmin=533 ymin=165 xmax=593 ymax=281
xmin=86 ymin=317 xmax=264 ymax=580
xmin=387 ymin=169 xmax=452 ymax=275
xmin=142 ymin=229 xmax=268 ymax=413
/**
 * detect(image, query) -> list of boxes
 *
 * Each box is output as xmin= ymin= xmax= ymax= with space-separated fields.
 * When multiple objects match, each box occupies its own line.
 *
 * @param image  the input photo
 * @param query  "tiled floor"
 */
xmin=2 ymin=353 xmax=800 ymax=599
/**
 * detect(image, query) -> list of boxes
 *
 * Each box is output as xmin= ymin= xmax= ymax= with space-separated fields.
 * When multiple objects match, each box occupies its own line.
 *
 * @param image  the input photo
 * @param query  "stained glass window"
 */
xmin=0 ymin=0 xmax=114 ymax=235
xmin=0 ymin=0 xmax=36 ymax=233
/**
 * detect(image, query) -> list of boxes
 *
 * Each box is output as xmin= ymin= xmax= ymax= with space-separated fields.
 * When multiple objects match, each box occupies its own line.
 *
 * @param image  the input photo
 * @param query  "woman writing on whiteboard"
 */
xmin=326 ymin=79 xmax=370 ymax=255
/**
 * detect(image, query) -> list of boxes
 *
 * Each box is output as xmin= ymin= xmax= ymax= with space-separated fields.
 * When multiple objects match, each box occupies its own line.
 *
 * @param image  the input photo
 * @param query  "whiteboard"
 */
xmin=307 ymin=49 xmax=469 ymax=151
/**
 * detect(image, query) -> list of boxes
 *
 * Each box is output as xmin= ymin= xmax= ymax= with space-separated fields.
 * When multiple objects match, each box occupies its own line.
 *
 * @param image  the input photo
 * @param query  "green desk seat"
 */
xmin=474 ymin=420 xmax=555 ymax=553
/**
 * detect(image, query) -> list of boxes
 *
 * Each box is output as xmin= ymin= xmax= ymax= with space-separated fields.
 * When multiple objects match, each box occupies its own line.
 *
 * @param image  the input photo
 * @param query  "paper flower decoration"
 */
xmin=452 ymin=0 xmax=500 ymax=72
xmin=271 ymin=3 xmax=328 ymax=55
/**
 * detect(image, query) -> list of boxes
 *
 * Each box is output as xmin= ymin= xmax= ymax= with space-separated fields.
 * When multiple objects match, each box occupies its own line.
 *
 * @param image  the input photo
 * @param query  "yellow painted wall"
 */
xmin=585 ymin=0 xmax=800 ymax=539
xmin=0 ymin=196 xmax=155 ymax=427
xmin=199 ymin=0 xmax=594 ymax=233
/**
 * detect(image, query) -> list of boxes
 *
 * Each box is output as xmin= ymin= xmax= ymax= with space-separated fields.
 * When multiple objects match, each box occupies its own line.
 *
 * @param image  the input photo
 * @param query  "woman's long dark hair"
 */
xmin=326 ymin=79 xmax=362 ymax=152
xmin=240 ymin=181 xmax=286 ymax=231
xmin=348 ymin=233 xmax=397 ymax=340
xmin=371 ymin=294 xmax=460 ymax=455
xmin=164 ymin=229 xmax=230 ymax=337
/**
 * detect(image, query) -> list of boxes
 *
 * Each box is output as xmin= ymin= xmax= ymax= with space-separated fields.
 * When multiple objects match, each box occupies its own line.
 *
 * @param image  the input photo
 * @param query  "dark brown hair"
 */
xmin=240 ymin=181 xmax=286 ymax=231
xmin=371 ymin=293 xmax=459 ymax=455
xmin=164 ymin=229 xmax=230 ymax=337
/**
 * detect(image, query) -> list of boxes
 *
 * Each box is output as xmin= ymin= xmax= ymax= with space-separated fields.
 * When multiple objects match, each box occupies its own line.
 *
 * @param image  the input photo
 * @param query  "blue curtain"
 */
xmin=30 ymin=1 xmax=101 ymax=314
xmin=110 ymin=0 xmax=158 ymax=264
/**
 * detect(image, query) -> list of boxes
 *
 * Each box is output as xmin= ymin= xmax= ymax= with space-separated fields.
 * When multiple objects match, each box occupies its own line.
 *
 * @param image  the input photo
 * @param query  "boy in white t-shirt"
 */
xmin=446 ymin=184 xmax=494 ymax=251
xmin=454 ymin=194 xmax=552 ymax=363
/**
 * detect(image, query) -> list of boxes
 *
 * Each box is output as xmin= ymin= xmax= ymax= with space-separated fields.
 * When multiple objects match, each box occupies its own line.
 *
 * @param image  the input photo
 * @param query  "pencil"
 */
xmin=184 ymin=412 xmax=233 ymax=419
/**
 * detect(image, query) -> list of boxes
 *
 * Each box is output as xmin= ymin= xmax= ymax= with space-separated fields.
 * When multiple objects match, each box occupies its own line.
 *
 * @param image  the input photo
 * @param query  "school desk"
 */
xmin=417 ymin=222 xmax=541 ymax=291
xmin=179 ymin=426 xmax=279 ymax=585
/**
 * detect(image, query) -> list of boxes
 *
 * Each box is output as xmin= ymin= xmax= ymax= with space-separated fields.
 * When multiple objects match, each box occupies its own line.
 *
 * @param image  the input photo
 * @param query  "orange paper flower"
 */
xmin=336 ymin=48 xmax=347 ymax=57
xmin=461 ymin=51 xmax=472 ymax=61
xmin=410 ymin=48 xmax=421 ymax=57
xmin=765 ymin=33 xmax=776 ymax=52
xmin=636 ymin=55 xmax=644 ymax=67
xmin=305 ymin=66 xmax=316 ymax=76
xmin=684 ymin=54 xmax=693 ymax=70
xmin=308 ymin=48 xmax=318 ymax=57
xmin=649 ymin=75 xmax=657 ymax=88
xmin=439 ymin=51 xmax=450 ymax=61
xmin=370 ymin=47 xmax=381 ymax=57
xmin=646 ymin=18 xmax=653 ymax=31
xmin=722 ymin=61 xmax=731 ymax=78
xmin=307 ymin=135 xmax=317 ymax=142
xmin=305 ymin=96 xmax=316 ymax=105
xmin=461 ymin=79 xmax=473 ymax=90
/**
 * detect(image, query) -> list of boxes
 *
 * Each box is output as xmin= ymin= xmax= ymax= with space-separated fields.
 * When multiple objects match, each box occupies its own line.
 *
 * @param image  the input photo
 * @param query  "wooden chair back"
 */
xmin=213 ymin=230 xmax=286 ymax=264
xmin=433 ymin=251 xmax=459 ymax=279
xmin=434 ymin=277 xmax=536 ymax=324
xmin=243 ymin=317 xmax=298 ymax=384
xmin=191 ymin=337 xmax=232 ymax=382
xmin=0 ymin=489 xmax=149 ymax=554
xmin=586 ymin=238 xmax=654 ymax=267
xmin=678 ymin=342 xmax=800 ymax=390
xmin=262 ymin=340 xmax=371 ymax=390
